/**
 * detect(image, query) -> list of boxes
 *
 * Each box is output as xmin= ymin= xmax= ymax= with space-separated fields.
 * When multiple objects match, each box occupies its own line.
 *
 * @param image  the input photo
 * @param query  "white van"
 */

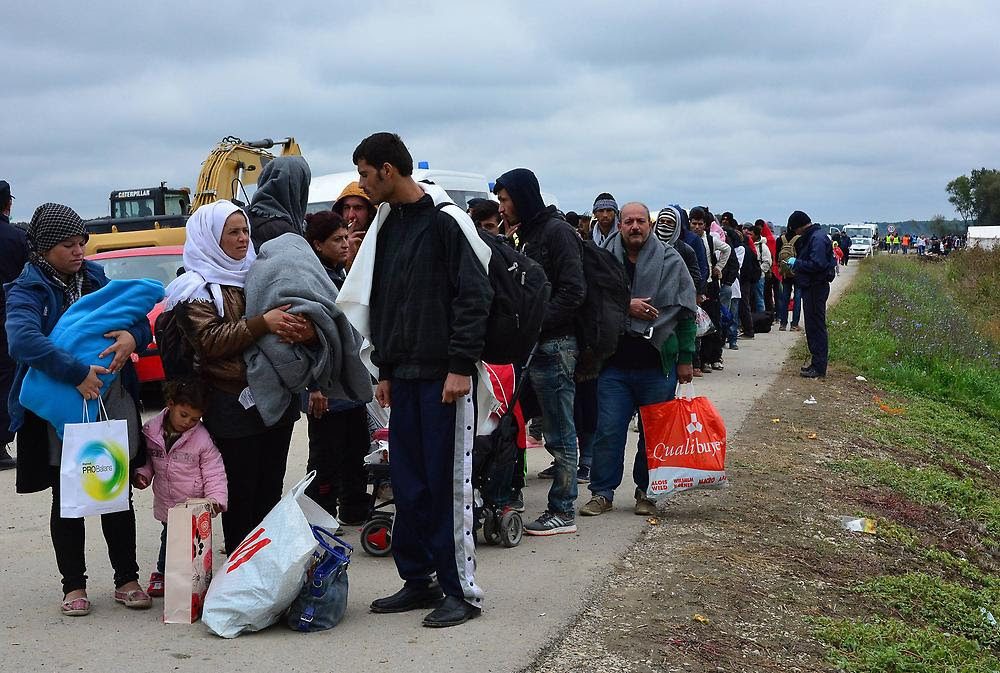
xmin=308 ymin=163 xmax=560 ymax=213
xmin=842 ymin=223 xmax=878 ymax=258
xmin=308 ymin=163 xmax=492 ymax=213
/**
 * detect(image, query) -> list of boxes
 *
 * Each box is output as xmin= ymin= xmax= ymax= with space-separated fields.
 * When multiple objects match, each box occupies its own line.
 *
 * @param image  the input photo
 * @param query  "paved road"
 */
xmin=0 ymin=265 xmax=856 ymax=673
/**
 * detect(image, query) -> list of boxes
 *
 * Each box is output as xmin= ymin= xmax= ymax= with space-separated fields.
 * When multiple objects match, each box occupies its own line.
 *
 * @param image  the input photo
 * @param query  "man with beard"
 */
xmin=333 ymin=181 xmax=377 ymax=269
xmin=494 ymin=168 xmax=586 ymax=536
xmin=580 ymin=202 xmax=696 ymax=516
xmin=339 ymin=132 xmax=492 ymax=627
xmin=591 ymin=193 xmax=618 ymax=247
xmin=688 ymin=207 xmax=730 ymax=372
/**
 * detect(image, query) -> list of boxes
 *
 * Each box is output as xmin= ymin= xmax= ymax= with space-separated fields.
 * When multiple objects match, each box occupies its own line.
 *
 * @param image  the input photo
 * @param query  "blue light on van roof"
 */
xmin=489 ymin=181 xmax=495 ymax=191
xmin=418 ymin=161 xmax=429 ymax=169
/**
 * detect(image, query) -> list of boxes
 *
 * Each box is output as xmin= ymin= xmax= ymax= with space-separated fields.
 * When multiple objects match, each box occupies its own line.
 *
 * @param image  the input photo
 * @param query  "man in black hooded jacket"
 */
xmin=494 ymin=168 xmax=586 ymax=536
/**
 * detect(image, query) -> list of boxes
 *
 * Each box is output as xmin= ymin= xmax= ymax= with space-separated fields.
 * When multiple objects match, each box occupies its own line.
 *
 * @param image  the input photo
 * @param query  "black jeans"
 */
xmin=306 ymin=405 xmax=373 ymax=524
xmin=802 ymin=282 xmax=831 ymax=374
xmin=764 ymin=274 xmax=780 ymax=315
xmin=738 ymin=280 xmax=756 ymax=336
xmin=49 ymin=468 xmax=139 ymax=595
xmin=699 ymin=297 xmax=723 ymax=365
xmin=156 ymin=522 xmax=168 ymax=574
xmin=215 ymin=424 xmax=294 ymax=555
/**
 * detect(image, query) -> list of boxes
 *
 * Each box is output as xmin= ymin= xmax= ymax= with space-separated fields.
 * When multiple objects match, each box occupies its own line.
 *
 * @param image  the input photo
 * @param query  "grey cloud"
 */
xmin=2 ymin=1 xmax=999 ymax=225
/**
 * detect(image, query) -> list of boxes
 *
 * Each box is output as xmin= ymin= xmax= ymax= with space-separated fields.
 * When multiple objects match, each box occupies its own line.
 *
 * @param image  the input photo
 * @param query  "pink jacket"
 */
xmin=136 ymin=409 xmax=229 ymax=522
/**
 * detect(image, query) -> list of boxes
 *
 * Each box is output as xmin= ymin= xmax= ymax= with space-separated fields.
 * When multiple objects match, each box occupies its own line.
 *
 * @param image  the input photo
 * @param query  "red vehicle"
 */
xmin=88 ymin=246 xmax=184 ymax=384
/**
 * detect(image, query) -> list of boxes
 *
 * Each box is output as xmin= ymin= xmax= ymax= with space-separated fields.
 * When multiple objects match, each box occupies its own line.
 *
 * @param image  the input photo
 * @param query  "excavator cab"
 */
xmin=110 ymin=185 xmax=190 ymax=219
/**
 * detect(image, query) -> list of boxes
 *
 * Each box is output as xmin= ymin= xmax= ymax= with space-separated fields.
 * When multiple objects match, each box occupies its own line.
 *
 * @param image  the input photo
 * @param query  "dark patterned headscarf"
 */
xmin=27 ymin=203 xmax=91 ymax=307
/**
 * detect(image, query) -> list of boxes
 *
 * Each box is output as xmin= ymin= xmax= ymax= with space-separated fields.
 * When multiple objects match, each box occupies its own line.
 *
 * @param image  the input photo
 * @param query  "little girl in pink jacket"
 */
xmin=132 ymin=380 xmax=227 ymax=597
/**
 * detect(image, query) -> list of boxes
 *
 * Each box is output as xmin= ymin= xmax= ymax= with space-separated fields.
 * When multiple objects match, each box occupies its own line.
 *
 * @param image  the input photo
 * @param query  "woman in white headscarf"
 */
xmin=165 ymin=200 xmax=308 ymax=553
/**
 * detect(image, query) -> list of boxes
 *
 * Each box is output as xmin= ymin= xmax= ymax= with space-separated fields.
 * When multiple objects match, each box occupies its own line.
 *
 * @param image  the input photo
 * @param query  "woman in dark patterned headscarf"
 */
xmin=5 ymin=202 xmax=153 ymax=617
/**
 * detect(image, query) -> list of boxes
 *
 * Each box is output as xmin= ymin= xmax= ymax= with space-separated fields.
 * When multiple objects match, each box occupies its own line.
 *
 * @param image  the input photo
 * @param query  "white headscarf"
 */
xmin=164 ymin=200 xmax=256 ymax=315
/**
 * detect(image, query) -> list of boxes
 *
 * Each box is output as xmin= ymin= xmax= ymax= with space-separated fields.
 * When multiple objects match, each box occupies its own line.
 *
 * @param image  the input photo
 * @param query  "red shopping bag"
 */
xmin=639 ymin=385 xmax=727 ymax=499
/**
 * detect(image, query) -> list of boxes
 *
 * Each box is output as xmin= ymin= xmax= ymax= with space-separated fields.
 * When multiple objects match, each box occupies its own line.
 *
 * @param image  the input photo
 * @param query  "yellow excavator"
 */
xmin=84 ymin=136 xmax=302 ymax=254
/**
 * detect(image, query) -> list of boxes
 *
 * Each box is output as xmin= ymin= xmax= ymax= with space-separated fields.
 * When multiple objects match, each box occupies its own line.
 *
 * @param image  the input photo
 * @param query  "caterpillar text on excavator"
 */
xmin=83 ymin=136 xmax=301 ymax=254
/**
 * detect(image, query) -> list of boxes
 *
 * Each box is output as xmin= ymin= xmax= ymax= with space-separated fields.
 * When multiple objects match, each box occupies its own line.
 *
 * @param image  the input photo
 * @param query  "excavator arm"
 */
xmin=190 ymin=136 xmax=301 ymax=212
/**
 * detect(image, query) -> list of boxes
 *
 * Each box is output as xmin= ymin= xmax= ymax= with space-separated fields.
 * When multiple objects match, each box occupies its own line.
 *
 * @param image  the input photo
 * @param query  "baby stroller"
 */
xmin=359 ymin=428 xmax=394 ymax=557
xmin=474 ymin=363 xmax=526 ymax=548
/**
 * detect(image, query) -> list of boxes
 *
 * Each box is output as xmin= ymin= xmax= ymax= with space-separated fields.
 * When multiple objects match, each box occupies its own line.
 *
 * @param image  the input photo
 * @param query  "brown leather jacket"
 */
xmin=178 ymin=286 xmax=269 ymax=394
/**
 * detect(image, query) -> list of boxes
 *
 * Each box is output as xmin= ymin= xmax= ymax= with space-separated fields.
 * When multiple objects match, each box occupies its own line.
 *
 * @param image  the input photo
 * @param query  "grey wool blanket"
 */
xmin=244 ymin=233 xmax=371 ymax=426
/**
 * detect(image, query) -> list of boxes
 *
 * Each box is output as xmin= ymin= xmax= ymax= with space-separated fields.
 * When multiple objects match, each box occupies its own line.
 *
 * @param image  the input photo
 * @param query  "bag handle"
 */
xmin=80 ymin=396 xmax=111 ymax=423
xmin=676 ymin=382 xmax=695 ymax=400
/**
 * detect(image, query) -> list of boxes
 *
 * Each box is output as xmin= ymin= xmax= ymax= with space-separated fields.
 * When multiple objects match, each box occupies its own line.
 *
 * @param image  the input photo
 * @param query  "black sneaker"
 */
xmin=509 ymin=490 xmax=525 ymax=513
xmin=728 ymin=343 xmax=739 ymax=350
xmin=524 ymin=511 xmax=577 ymax=536
xmin=800 ymin=367 xmax=826 ymax=379
xmin=537 ymin=463 xmax=557 ymax=479
xmin=0 ymin=446 xmax=15 ymax=471
xmin=576 ymin=465 xmax=591 ymax=484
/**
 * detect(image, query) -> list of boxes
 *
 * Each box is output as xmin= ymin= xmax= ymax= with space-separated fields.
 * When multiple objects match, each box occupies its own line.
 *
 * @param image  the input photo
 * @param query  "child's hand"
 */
xmin=132 ymin=473 xmax=150 ymax=489
xmin=207 ymin=499 xmax=222 ymax=516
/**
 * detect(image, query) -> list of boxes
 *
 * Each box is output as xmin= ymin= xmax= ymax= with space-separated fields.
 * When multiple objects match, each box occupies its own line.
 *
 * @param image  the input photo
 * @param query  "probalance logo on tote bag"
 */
xmin=60 ymin=399 xmax=130 ymax=518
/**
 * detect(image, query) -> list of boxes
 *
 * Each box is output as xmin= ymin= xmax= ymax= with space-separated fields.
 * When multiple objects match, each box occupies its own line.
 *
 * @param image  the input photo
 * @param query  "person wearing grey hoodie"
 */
xmin=248 ymin=155 xmax=311 ymax=253
xmin=654 ymin=207 xmax=703 ymax=293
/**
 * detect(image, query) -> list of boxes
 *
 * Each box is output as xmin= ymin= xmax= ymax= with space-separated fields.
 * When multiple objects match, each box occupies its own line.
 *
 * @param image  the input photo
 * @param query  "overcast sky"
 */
xmin=3 ymin=1 xmax=998 ymax=225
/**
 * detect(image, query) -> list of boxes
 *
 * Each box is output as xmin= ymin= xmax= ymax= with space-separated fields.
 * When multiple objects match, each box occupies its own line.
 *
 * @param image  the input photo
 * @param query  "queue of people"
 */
xmin=0 ymin=134 xmax=838 ymax=628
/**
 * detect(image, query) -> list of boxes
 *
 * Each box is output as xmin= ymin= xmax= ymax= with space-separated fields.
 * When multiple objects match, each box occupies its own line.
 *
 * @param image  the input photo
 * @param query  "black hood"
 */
xmin=493 ymin=168 xmax=547 ymax=227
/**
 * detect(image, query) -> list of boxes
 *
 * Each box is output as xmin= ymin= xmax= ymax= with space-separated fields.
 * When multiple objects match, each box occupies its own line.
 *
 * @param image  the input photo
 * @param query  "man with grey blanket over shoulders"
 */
xmin=579 ymin=202 xmax=698 ymax=517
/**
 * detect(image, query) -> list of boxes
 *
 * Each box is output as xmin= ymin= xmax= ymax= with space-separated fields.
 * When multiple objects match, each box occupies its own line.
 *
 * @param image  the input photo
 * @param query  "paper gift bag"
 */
xmin=59 ymin=399 xmax=130 ymax=518
xmin=165 ymin=499 xmax=214 ymax=624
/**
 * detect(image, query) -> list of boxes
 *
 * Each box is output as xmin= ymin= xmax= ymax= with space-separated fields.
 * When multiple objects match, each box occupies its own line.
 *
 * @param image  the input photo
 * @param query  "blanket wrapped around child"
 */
xmin=243 ymin=233 xmax=371 ymax=426
xmin=19 ymin=278 xmax=164 ymax=437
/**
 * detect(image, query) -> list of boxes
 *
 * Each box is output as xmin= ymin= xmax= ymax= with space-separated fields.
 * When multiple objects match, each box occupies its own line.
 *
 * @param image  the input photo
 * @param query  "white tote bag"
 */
xmin=202 ymin=472 xmax=338 ymax=638
xmin=59 ymin=398 xmax=130 ymax=518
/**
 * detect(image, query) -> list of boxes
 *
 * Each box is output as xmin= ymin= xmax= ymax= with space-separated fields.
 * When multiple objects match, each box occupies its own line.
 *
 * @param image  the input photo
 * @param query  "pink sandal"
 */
xmin=61 ymin=597 xmax=91 ymax=616
xmin=114 ymin=587 xmax=152 ymax=609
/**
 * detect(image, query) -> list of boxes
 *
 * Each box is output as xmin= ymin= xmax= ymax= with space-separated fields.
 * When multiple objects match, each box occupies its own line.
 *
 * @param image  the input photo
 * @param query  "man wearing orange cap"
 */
xmin=333 ymin=182 xmax=376 ymax=269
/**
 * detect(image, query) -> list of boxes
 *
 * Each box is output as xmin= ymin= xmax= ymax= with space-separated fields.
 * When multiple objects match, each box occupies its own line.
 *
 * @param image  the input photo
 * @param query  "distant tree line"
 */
xmin=947 ymin=168 xmax=1000 ymax=227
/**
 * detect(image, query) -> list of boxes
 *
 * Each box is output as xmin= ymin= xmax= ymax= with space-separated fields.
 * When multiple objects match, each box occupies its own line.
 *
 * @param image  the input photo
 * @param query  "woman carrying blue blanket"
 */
xmin=4 ymin=203 xmax=152 ymax=616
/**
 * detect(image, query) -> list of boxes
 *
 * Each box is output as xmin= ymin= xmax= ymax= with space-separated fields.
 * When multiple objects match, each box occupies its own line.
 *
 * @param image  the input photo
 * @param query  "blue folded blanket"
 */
xmin=20 ymin=279 xmax=164 ymax=436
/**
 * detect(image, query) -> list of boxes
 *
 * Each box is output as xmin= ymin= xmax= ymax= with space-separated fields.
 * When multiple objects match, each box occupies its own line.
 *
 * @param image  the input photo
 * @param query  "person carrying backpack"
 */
xmin=493 ymin=168 xmax=586 ymax=537
xmin=776 ymin=228 xmax=802 ymax=331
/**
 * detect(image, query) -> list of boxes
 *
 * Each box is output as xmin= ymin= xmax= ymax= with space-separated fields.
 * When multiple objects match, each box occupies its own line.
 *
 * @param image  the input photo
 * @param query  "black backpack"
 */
xmin=436 ymin=203 xmax=551 ymax=365
xmin=720 ymin=231 xmax=741 ymax=286
xmin=740 ymin=238 xmax=761 ymax=284
xmin=153 ymin=306 xmax=196 ymax=380
xmin=575 ymin=240 xmax=630 ymax=379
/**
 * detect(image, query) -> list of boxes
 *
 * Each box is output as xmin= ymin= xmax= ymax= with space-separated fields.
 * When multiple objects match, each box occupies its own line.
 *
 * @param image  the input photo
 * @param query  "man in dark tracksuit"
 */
xmin=0 ymin=180 xmax=28 ymax=469
xmin=786 ymin=211 xmax=836 ymax=378
xmin=493 ymin=168 xmax=586 ymax=536
xmin=354 ymin=133 xmax=492 ymax=627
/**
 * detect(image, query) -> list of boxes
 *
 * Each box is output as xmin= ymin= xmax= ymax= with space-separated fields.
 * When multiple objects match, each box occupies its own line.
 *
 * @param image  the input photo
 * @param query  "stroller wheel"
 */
xmin=482 ymin=509 xmax=501 ymax=545
xmin=499 ymin=510 xmax=523 ymax=548
xmin=360 ymin=518 xmax=393 ymax=557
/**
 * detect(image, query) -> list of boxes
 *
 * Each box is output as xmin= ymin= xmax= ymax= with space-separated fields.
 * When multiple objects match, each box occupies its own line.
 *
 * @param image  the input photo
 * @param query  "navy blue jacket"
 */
xmin=0 ymin=214 xmax=29 ymax=317
xmin=4 ymin=260 xmax=151 ymax=433
xmin=793 ymin=224 xmax=837 ymax=287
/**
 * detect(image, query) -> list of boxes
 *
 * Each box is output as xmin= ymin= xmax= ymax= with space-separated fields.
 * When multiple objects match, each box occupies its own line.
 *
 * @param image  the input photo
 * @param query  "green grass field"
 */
xmin=815 ymin=249 xmax=1000 ymax=672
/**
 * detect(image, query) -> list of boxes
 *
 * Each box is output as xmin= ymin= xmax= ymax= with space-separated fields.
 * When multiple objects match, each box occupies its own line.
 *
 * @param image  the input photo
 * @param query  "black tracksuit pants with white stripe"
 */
xmin=388 ymin=378 xmax=483 ymax=608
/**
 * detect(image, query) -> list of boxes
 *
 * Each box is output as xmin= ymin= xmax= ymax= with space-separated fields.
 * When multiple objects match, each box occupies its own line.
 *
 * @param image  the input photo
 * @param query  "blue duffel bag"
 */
xmin=286 ymin=526 xmax=352 ymax=632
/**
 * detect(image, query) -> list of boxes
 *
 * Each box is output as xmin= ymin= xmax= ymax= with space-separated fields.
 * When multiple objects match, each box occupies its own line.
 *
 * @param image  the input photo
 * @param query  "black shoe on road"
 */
xmin=0 ymin=447 xmax=15 ymax=471
xmin=800 ymin=367 xmax=825 ymax=379
xmin=800 ymin=364 xmax=812 ymax=372
xmin=422 ymin=596 xmax=481 ymax=628
xmin=371 ymin=582 xmax=444 ymax=613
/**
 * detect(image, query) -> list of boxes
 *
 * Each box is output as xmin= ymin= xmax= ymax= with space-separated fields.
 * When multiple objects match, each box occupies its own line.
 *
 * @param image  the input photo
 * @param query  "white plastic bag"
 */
xmin=59 ymin=398 xmax=130 ymax=518
xmin=694 ymin=307 xmax=715 ymax=337
xmin=202 ymin=472 xmax=338 ymax=638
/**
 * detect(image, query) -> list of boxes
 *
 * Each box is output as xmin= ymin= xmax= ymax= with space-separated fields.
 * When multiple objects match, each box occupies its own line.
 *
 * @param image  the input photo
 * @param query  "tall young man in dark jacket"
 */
xmin=786 ymin=211 xmax=836 ymax=378
xmin=494 ymin=168 xmax=586 ymax=536
xmin=0 ymin=180 xmax=28 ymax=469
xmin=354 ymin=133 xmax=493 ymax=627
